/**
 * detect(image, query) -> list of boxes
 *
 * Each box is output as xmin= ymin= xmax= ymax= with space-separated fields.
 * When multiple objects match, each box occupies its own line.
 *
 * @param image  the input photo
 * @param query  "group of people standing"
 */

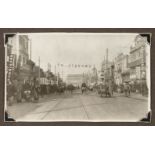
xmin=87 ymin=80 xmax=131 ymax=98
xmin=114 ymin=81 xmax=148 ymax=97
xmin=7 ymin=79 xmax=77 ymax=106
xmin=7 ymin=78 xmax=40 ymax=106
xmin=97 ymin=80 xmax=113 ymax=97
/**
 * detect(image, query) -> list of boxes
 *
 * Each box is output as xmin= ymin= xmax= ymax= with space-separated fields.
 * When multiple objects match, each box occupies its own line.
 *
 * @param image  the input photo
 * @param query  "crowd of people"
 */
xmin=7 ymin=77 xmax=148 ymax=106
xmin=113 ymin=81 xmax=148 ymax=96
xmin=7 ymin=78 xmax=77 ymax=106
xmin=88 ymin=79 xmax=148 ymax=98
xmin=7 ymin=78 xmax=40 ymax=106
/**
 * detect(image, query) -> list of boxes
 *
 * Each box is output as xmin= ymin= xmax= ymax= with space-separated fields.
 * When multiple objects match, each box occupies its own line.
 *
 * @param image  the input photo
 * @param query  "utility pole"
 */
xmin=28 ymin=38 xmax=32 ymax=60
xmin=38 ymin=57 xmax=40 ymax=85
xmin=106 ymin=48 xmax=108 ymax=69
xmin=30 ymin=39 xmax=32 ymax=60
xmin=104 ymin=56 xmax=106 ymax=71
xmin=106 ymin=48 xmax=109 ymax=81
xmin=57 ymin=72 xmax=59 ymax=85
xmin=55 ymin=65 xmax=56 ymax=75
xmin=62 ymin=70 xmax=63 ymax=81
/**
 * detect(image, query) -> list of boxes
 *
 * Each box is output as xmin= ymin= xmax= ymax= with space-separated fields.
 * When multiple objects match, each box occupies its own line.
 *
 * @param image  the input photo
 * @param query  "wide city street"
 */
xmin=8 ymin=90 xmax=149 ymax=122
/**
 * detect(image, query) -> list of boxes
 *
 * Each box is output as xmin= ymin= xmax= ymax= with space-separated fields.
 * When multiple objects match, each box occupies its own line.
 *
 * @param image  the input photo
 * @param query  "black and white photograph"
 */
xmin=4 ymin=33 xmax=151 ymax=122
xmin=1 ymin=0 xmax=155 ymax=155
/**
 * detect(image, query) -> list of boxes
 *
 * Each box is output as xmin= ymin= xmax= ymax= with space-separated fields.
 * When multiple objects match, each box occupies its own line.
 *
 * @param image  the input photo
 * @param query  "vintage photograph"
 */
xmin=4 ymin=33 xmax=151 ymax=122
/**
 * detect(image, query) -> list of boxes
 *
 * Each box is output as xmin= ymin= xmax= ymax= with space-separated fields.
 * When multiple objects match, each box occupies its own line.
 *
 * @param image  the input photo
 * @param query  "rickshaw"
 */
xmin=97 ymin=83 xmax=112 ymax=97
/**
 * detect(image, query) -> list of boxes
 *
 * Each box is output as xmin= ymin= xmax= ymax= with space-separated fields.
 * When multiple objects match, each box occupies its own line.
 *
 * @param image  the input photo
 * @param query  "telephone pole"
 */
xmin=55 ymin=65 xmax=56 ymax=75
xmin=30 ymin=39 xmax=32 ymax=60
xmin=38 ymin=57 xmax=40 ymax=85
xmin=57 ymin=72 xmax=59 ymax=85
xmin=106 ymin=48 xmax=108 ymax=70
xmin=106 ymin=48 xmax=109 ymax=81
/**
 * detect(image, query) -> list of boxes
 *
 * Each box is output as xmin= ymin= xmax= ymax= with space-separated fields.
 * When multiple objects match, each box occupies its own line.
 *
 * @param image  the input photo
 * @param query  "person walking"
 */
xmin=105 ymin=82 xmax=109 ymax=97
xmin=81 ymin=82 xmax=87 ymax=94
xmin=124 ymin=82 xmax=130 ymax=97
xmin=32 ymin=78 xmax=40 ymax=102
xmin=108 ymin=80 xmax=113 ymax=97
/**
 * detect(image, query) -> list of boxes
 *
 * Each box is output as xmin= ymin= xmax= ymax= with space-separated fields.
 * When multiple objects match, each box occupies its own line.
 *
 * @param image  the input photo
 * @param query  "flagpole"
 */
xmin=55 ymin=65 xmax=56 ymax=75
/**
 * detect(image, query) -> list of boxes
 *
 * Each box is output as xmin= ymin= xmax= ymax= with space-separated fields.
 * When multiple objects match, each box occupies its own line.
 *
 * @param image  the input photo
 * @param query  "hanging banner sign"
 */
xmin=57 ymin=63 xmax=92 ymax=68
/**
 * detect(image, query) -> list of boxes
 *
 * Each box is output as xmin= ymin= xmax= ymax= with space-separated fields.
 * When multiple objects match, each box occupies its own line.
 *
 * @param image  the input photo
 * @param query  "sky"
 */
xmin=28 ymin=33 xmax=138 ymax=79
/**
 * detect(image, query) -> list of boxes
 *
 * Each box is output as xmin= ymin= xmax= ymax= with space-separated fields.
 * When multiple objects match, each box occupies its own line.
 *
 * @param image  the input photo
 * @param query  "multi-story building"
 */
xmin=114 ymin=53 xmax=123 ymax=85
xmin=18 ymin=35 xmax=29 ymax=67
xmin=6 ymin=34 xmax=33 ymax=82
xmin=6 ymin=35 xmax=30 ymax=67
xmin=6 ymin=36 xmax=16 ymax=82
xmin=114 ymin=53 xmax=130 ymax=85
xmin=128 ymin=35 xmax=148 ymax=84
xmin=128 ymin=35 xmax=150 ymax=93
xmin=121 ymin=54 xmax=130 ymax=83
xmin=100 ymin=59 xmax=114 ymax=83
xmin=90 ymin=66 xmax=98 ymax=84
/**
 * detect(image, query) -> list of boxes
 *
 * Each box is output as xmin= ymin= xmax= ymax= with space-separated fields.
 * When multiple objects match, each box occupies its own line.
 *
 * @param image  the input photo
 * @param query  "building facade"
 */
xmin=100 ymin=60 xmax=114 ymax=83
xmin=128 ymin=35 xmax=148 ymax=85
xmin=121 ymin=54 xmax=130 ymax=83
xmin=129 ymin=35 xmax=149 ymax=92
xmin=6 ymin=35 xmax=33 ymax=83
xmin=114 ymin=53 xmax=124 ymax=85
xmin=89 ymin=66 xmax=98 ymax=84
xmin=114 ymin=53 xmax=130 ymax=85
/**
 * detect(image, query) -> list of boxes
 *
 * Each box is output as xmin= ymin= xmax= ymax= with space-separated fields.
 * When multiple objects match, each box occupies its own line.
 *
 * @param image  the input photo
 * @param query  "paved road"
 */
xmin=16 ymin=90 xmax=149 ymax=122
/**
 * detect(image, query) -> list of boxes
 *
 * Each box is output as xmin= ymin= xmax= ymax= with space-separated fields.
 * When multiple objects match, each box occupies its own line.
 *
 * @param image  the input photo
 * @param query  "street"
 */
xmin=8 ymin=90 xmax=149 ymax=122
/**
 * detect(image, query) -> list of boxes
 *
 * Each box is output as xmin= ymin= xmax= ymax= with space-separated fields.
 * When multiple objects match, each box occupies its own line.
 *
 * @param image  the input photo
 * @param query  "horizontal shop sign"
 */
xmin=128 ymin=59 xmax=142 ymax=68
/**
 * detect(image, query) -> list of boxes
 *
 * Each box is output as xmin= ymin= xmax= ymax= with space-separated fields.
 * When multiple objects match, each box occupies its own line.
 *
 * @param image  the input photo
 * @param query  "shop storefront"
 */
xmin=18 ymin=63 xmax=33 ymax=83
xmin=121 ymin=72 xmax=130 ymax=82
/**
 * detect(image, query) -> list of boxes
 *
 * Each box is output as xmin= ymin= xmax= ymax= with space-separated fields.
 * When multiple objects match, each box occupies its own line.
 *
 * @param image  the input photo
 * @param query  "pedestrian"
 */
xmin=23 ymin=80 xmax=32 ymax=102
xmin=108 ymin=80 xmax=113 ymax=97
xmin=124 ymin=82 xmax=130 ymax=97
xmin=117 ymin=85 xmax=121 ymax=93
xmin=105 ymin=82 xmax=109 ymax=97
xmin=16 ymin=80 xmax=22 ymax=103
xmin=124 ymin=83 xmax=127 ymax=96
xmin=32 ymin=78 xmax=40 ymax=102
xmin=7 ymin=80 xmax=16 ymax=106
xmin=81 ymin=82 xmax=87 ymax=94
